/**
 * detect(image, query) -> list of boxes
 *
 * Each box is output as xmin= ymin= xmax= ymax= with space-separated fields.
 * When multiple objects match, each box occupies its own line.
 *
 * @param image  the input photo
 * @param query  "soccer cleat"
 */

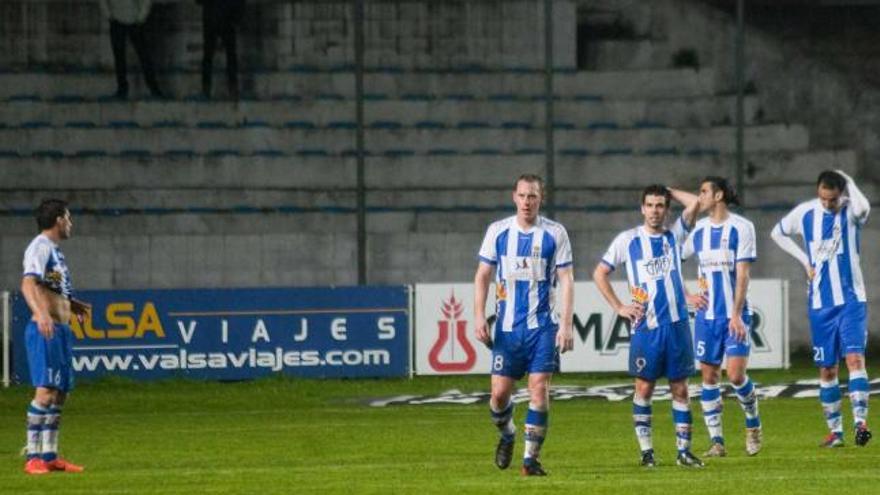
xmin=520 ymin=459 xmax=547 ymax=476
xmin=676 ymin=450 xmax=704 ymax=468
xmin=855 ymin=424 xmax=873 ymax=447
xmin=24 ymin=458 xmax=50 ymax=475
xmin=819 ymin=432 xmax=844 ymax=448
xmin=46 ymin=458 xmax=84 ymax=473
xmin=745 ymin=427 xmax=762 ymax=456
xmin=639 ymin=449 xmax=656 ymax=467
xmin=703 ymin=442 xmax=727 ymax=458
xmin=494 ymin=436 xmax=514 ymax=469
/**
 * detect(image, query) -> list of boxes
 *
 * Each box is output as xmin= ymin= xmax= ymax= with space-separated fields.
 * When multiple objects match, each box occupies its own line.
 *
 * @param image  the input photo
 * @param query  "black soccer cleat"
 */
xmin=855 ymin=424 xmax=873 ymax=447
xmin=495 ymin=436 xmax=515 ymax=469
xmin=520 ymin=459 xmax=547 ymax=476
xmin=676 ymin=450 xmax=704 ymax=468
xmin=640 ymin=449 xmax=656 ymax=468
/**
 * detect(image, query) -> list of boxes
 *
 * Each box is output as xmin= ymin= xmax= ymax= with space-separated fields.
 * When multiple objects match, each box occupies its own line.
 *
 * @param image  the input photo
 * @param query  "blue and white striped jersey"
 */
xmin=682 ymin=214 xmax=757 ymax=320
xmin=601 ymin=216 xmax=690 ymax=330
xmin=778 ymin=198 xmax=867 ymax=309
xmin=479 ymin=215 xmax=573 ymax=332
xmin=23 ymin=234 xmax=73 ymax=299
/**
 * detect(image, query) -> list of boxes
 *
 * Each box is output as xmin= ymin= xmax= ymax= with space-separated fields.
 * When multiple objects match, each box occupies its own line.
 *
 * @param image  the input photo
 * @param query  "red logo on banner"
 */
xmin=428 ymin=292 xmax=477 ymax=372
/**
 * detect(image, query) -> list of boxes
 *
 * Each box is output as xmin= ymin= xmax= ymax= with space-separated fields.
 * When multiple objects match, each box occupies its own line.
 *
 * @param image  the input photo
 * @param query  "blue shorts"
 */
xmin=491 ymin=324 xmax=559 ymax=380
xmin=694 ymin=313 xmax=751 ymax=365
xmin=630 ymin=319 xmax=695 ymax=381
xmin=26 ymin=321 xmax=75 ymax=392
xmin=809 ymin=301 xmax=867 ymax=368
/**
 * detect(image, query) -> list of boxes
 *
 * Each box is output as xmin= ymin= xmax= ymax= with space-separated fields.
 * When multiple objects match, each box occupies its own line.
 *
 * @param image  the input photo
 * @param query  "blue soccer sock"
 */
xmin=672 ymin=400 xmax=693 ymax=454
xmin=632 ymin=395 xmax=653 ymax=453
xmin=489 ymin=398 xmax=516 ymax=440
xmin=700 ymin=383 xmax=724 ymax=444
xmin=523 ymin=404 xmax=547 ymax=463
xmin=41 ymin=405 xmax=61 ymax=462
xmin=849 ymin=369 xmax=869 ymax=428
xmin=733 ymin=376 xmax=761 ymax=429
xmin=820 ymin=378 xmax=844 ymax=435
xmin=26 ymin=401 xmax=47 ymax=460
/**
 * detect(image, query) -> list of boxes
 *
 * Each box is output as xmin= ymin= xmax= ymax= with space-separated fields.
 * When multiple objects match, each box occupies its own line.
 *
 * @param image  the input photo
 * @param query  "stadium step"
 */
xmin=2 ymin=95 xmax=761 ymax=129
xmin=0 ymin=68 xmax=716 ymax=100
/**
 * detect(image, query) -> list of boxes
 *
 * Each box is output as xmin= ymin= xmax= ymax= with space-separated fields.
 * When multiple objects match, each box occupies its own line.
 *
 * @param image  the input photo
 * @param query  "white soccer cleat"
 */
xmin=746 ymin=427 xmax=762 ymax=456
xmin=704 ymin=442 xmax=727 ymax=458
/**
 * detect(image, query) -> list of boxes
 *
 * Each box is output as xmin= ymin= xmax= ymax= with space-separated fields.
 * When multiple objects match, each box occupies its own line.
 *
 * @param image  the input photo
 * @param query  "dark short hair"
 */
xmin=817 ymin=170 xmax=846 ymax=191
xmin=641 ymin=184 xmax=671 ymax=207
xmin=35 ymin=199 xmax=68 ymax=231
xmin=514 ymin=173 xmax=545 ymax=195
xmin=702 ymin=176 xmax=740 ymax=206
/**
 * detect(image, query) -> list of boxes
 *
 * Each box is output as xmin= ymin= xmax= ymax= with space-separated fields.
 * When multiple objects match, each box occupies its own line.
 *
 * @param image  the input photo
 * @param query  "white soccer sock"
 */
xmin=700 ymin=383 xmax=724 ymax=443
xmin=523 ymin=402 xmax=548 ymax=462
xmin=26 ymin=401 xmax=48 ymax=460
xmin=820 ymin=378 xmax=843 ymax=434
xmin=41 ymin=405 xmax=61 ymax=462
xmin=632 ymin=396 xmax=653 ymax=452
xmin=733 ymin=376 xmax=761 ymax=429
xmin=849 ymin=370 xmax=870 ymax=428
xmin=489 ymin=399 xmax=516 ymax=438
xmin=672 ymin=400 xmax=693 ymax=453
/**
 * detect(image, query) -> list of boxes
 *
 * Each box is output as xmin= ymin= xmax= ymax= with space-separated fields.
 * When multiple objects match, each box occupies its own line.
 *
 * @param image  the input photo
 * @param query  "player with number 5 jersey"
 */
xmin=771 ymin=170 xmax=872 ymax=448
xmin=593 ymin=184 xmax=701 ymax=468
xmin=474 ymin=174 xmax=574 ymax=477
xmin=681 ymin=177 xmax=762 ymax=458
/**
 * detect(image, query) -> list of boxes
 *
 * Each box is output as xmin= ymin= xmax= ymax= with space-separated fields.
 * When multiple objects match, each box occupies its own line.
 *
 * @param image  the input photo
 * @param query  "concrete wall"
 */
xmin=0 ymin=0 xmax=575 ymax=70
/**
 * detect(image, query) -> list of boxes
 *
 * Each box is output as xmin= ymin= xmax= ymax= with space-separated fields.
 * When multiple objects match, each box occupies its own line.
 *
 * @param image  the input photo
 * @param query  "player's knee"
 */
xmin=845 ymin=353 xmax=865 ymax=370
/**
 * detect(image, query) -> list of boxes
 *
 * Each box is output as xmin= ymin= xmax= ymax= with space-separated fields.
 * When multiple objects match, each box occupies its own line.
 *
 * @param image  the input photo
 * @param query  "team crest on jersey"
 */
xmin=496 ymin=282 xmax=507 ymax=301
xmin=697 ymin=276 xmax=709 ymax=295
xmin=630 ymin=286 xmax=649 ymax=305
xmin=45 ymin=270 xmax=63 ymax=284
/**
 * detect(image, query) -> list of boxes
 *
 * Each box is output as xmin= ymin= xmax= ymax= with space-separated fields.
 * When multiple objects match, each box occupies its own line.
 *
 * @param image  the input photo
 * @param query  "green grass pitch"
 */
xmin=1 ymin=365 xmax=877 ymax=494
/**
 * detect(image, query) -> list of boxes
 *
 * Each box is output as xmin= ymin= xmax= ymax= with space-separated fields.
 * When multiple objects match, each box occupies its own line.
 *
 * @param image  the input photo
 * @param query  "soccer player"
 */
xmin=474 ymin=174 xmax=575 ymax=476
xmin=593 ymin=185 xmax=702 ymax=468
xmin=681 ymin=177 xmax=762 ymax=457
xmin=21 ymin=199 xmax=90 ymax=474
xmin=771 ymin=170 xmax=872 ymax=447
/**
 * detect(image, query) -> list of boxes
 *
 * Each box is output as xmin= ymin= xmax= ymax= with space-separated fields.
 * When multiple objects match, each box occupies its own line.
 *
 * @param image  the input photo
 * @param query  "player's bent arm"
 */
xmin=21 ymin=276 xmax=55 ymax=337
xmin=770 ymin=223 xmax=811 ymax=275
xmin=668 ymin=187 xmax=700 ymax=228
xmin=592 ymin=263 xmax=623 ymax=313
xmin=838 ymin=169 xmax=870 ymax=222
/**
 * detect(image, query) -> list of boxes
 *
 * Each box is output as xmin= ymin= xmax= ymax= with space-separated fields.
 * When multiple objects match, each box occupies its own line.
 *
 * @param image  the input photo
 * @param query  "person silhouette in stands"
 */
xmin=198 ymin=0 xmax=245 ymax=100
xmin=100 ymin=0 xmax=164 ymax=99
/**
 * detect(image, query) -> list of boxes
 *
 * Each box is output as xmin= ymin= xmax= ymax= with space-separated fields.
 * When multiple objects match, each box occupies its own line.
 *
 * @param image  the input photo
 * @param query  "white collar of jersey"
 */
xmin=638 ymin=225 xmax=667 ymax=238
xmin=514 ymin=216 xmax=542 ymax=234
xmin=37 ymin=233 xmax=58 ymax=248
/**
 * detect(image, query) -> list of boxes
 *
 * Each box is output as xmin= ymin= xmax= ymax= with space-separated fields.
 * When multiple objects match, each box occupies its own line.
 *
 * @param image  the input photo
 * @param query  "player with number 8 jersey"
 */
xmin=474 ymin=174 xmax=575 ymax=477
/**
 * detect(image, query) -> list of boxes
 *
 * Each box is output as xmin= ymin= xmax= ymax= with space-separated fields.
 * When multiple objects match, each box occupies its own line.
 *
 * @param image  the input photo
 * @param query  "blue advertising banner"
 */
xmin=12 ymin=286 xmax=411 ymax=382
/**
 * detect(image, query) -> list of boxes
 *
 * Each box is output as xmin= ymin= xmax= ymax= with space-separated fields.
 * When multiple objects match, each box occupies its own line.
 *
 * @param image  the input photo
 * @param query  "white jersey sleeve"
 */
xmin=670 ymin=214 xmax=690 ymax=245
xmin=736 ymin=219 xmax=758 ymax=263
xmin=777 ymin=204 xmax=806 ymax=237
xmin=601 ymin=231 xmax=629 ymax=271
xmin=554 ymin=225 xmax=573 ymax=268
xmin=23 ymin=238 xmax=51 ymax=278
xmin=478 ymin=222 xmax=501 ymax=265
xmin=681 ymin=229 xmax=696 ymax=261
